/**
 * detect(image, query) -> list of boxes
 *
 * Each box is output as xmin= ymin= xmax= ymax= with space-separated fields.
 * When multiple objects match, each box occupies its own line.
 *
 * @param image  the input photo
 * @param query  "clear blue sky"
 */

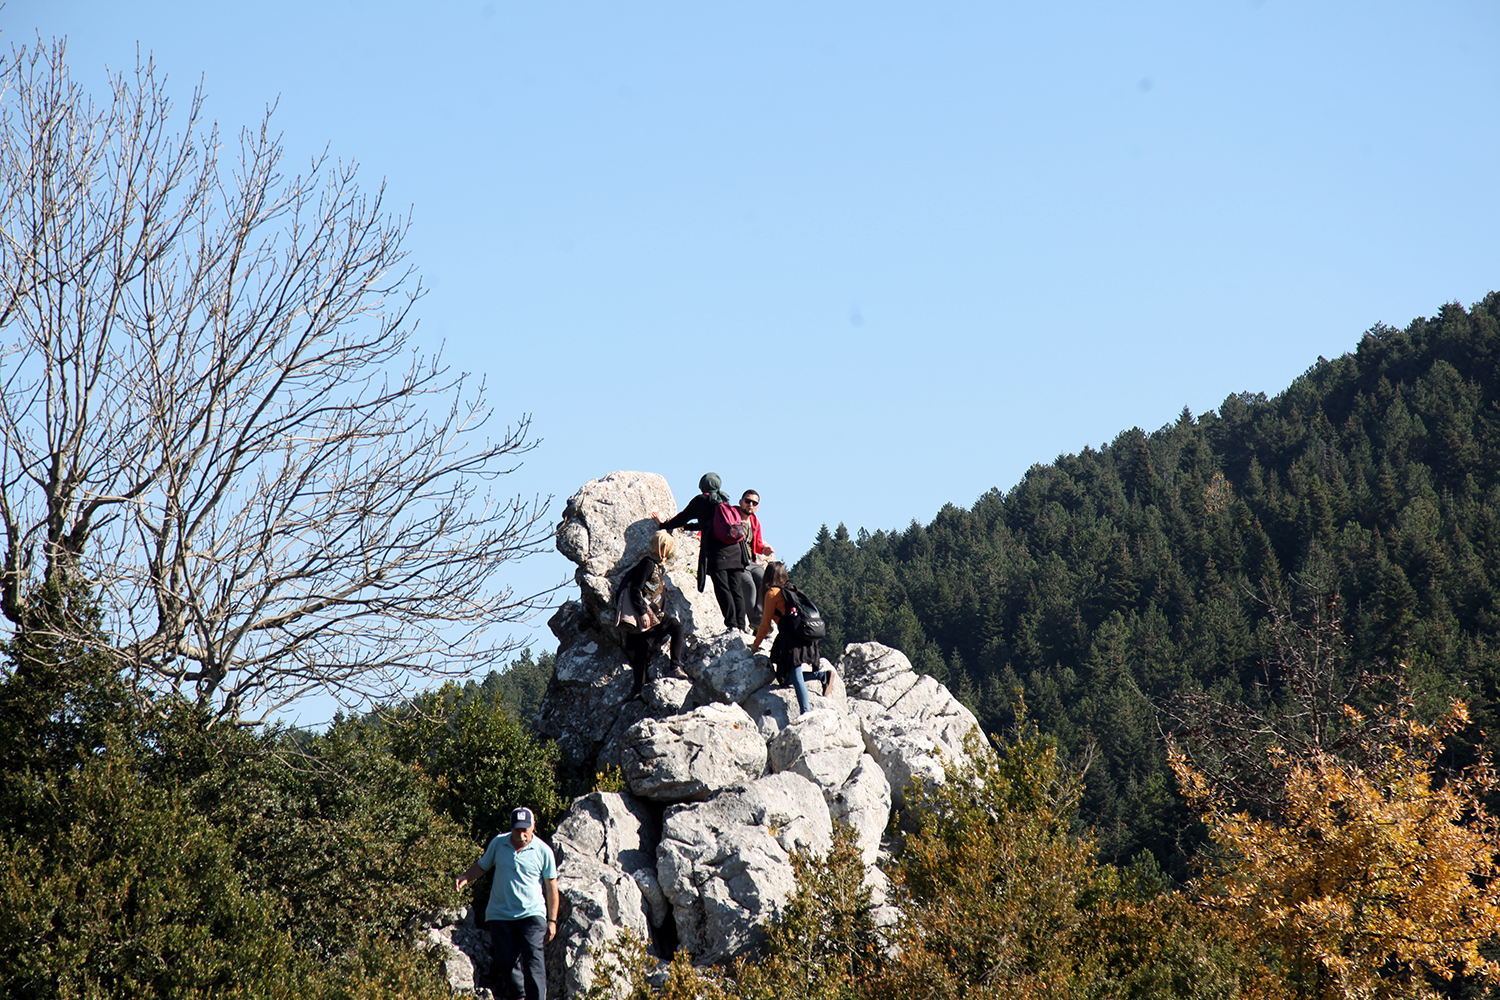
xmin=6 ymin=1 xmax=1498 ymax=723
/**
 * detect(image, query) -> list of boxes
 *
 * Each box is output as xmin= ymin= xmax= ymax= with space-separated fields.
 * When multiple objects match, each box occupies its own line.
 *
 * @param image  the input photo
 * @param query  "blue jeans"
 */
xmin=790 ymin=663 xmax=830 ymax=715
xmin=490 ymin=914 xmax=547 ymax=1000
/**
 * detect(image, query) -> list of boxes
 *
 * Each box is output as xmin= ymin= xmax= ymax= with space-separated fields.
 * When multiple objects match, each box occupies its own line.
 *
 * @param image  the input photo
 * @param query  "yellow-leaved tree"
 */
xmin=1171 ymin=700 xmax=1500 ymax=1000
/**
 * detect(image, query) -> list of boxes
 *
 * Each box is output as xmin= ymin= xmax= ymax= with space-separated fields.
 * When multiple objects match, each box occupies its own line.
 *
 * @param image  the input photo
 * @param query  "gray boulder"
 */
xmin=552 ymin=791 xmax=658 ymax=875
xmin=548 ymin=792 xmax=662 ymax=999
xmin=839 ymin=642 xmax=983 ymax=806
xmin=741 ymin=683 xmax=797 ymax=742
xmin=620 ymin=702 xmax=767 ymax=802
xmin=409 ymin=908 xmax=490 ymax=997
xmin=682 ymin=635 xmax=774 ymax=707
xmin=643 ymin=677 xmax=693 ymax=716
xmin=535 ymin=601 xmax=634 ymax=767
xmin=768 ymin=708 xmax=865 ymax=793
xmin=656 ymin=772 xmax=832 ymax=964
xmin=827 ymin=753 xmax=893 ymax=866
xmin=550 ymin=857 xmax=650 ymax=1000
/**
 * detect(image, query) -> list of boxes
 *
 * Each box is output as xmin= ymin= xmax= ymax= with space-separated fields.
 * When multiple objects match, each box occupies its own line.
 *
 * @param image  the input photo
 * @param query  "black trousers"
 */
xmin=708 ymin=566 xmax=752 ymax=630
xmin=747 ymin=561 xmax=766 ymax=624
xmin=490 ymin=914 xmax=547 ymax=1000
xmin=624 ymin=616 xmax=684 ymax=693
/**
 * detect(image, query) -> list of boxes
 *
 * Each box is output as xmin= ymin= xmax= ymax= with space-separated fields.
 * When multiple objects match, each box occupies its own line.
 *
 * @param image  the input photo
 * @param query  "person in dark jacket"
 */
xmin=656 ymin=472 xmax=752 ymax=632
xmin=617 ymin=531 xmax=686 ymax=698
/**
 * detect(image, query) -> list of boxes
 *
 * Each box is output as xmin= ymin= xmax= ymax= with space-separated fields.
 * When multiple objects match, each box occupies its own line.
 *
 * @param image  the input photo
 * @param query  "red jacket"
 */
xmin=746 ymin=512 xmax=770 ymax=560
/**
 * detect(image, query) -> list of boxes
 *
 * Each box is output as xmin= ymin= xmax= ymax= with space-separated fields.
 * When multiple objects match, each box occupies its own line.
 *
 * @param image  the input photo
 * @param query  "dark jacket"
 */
xmin=659 ymin=493 xmax=716 ymax=534
xmin=618 ymin=556 xmax=667 ymax=624
xmin=661 ymin=493 xmax=745 ymax=574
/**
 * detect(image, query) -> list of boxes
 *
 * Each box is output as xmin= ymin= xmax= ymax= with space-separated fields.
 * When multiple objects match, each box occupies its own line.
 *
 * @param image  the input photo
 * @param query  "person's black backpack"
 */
xmin=780 ymin=585 xmax=827 ymax=642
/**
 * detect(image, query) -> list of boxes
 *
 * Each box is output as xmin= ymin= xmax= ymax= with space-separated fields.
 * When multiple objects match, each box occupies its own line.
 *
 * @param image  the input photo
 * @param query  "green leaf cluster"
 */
xmin=377 ymin=676 xmax=567 ymax=842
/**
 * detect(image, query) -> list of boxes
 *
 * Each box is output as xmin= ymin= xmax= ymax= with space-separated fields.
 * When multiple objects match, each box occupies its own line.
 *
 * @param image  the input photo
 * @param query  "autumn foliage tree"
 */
xmin=1172 ymin=699 xmax=1500 ymax=1000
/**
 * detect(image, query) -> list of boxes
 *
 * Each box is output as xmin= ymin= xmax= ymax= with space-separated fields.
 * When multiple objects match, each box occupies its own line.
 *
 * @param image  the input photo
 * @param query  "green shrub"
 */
xmin=0 ymin=752 xmax=300 ymax=999
xmin=140 ymin=705 xmax=472 ymax=957
xmin=379 ymin=682 xmax=566 ymax=841
xmin=863 ymin=724 xmax=1272 ymax=1000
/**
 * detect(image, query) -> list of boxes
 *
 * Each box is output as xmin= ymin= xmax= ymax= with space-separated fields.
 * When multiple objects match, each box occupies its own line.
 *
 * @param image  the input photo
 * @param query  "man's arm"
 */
xmin=543 ymin=877 xmax=560 ymax=943
xmin=455 ymin=860 xmax=486 ymax=892
xmin=752 ymin=515 xmax=773 ymax=557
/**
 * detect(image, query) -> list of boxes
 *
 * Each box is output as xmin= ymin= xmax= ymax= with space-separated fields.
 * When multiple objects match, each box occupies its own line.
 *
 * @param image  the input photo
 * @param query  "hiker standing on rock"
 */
xmin=739 ymin=489 xmax=775 ymax=625
xmin=456 ymin=807 xmax=559 ymax=1000
xmin=616 ymin=530 xmax=686 ymax=697
xmin=752 ymin=561 xmax=833 ymax=716
xmin=656 ymin=472 xmax=753 ymax=632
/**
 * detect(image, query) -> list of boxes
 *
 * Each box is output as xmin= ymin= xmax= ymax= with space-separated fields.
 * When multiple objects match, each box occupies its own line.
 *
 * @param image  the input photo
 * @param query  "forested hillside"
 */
xmin=792 ymin=293 xmax=1500 ymax=870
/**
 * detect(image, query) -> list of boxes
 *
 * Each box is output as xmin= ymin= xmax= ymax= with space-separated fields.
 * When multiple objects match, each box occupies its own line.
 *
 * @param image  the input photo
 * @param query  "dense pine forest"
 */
xmin=792 ymin=292 xmax=1500 ymax=871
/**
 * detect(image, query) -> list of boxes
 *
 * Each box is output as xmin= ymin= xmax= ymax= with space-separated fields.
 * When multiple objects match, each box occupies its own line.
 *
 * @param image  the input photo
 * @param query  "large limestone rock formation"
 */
xmin=539 ymin=472 xmax=725 ymax=768
xmin=503 ymin=472 xmax=983 ymax=997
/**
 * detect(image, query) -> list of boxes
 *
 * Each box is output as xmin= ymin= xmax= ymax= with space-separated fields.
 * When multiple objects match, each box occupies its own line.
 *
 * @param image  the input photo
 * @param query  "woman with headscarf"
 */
xmin=657 ymin=472 xmax=753 ymax=632
xmin=616 ymin=530 xmax=686 ymax=698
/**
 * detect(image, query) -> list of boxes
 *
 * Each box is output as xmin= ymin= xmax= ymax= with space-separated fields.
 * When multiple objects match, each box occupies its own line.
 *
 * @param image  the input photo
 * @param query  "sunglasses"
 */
xmin=741 ymin=498 xmax=759 ymax=507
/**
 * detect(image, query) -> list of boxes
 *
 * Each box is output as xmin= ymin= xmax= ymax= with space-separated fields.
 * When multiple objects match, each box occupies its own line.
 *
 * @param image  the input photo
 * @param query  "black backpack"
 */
xmin=780 ymin=585 xmax=827 ymax=643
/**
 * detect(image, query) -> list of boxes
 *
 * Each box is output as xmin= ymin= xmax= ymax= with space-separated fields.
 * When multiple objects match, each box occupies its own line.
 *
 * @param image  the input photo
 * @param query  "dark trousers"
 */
xmin=624 ymin=616 xmax=685 ymax=693
xmin=708 ymin=566 xmax=752 ymax=630
xmin=747 ymin=562 xmax=766 ymax=624
xmin=490 ymin=915 xmax=547 ymax=1000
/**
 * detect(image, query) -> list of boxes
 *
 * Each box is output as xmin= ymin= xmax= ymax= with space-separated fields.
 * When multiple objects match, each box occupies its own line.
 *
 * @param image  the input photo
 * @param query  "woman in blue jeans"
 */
xmin=750 ymin=562 xmax=833 ymax=714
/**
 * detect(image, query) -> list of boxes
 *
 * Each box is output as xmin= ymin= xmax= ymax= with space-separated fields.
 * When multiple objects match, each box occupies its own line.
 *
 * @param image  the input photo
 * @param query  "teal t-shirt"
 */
xmin=478 ymin=834 xmax=557 ymax=921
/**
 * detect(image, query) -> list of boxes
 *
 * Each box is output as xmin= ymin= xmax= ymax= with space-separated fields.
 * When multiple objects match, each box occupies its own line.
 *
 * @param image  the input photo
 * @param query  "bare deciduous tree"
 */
xmin=1164 ymin=578 xmax=1408 ymax=822
xmin=0 ymin=38 xmax=552 ymax=723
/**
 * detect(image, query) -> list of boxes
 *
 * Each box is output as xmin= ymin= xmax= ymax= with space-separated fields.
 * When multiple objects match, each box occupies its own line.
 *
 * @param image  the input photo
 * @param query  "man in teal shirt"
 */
xmin=456 ymin=806 xmax=559 ymax=1000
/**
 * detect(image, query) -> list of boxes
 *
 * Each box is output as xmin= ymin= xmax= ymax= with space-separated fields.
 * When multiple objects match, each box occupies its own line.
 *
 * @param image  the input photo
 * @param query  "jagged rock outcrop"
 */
xmin=548 ymin=792 xmax=661 ymax=999
xmin=553 ymin=470 xmax=721 ymax=636
xmin=491 ymin=472 xmax=986 ymax=998
xmin=681 ymin=633 xmax=774 ymax=707
xmin=840 ymin=641 xmax=982 ymax=807
xmin=827 ymin=754 xmax=893 ymax=867
xmin=539 ymin=472 xmax=726 ymax=767
xmin=412 ymin=907 xmax=490 ymax=996
xmin=768 ymin=708 xmax=865 ymax=791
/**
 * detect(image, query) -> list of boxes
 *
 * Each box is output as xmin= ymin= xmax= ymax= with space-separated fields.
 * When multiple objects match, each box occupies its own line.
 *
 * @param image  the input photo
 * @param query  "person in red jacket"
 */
xmin=739 ymin=489 xmax=775 ymax=624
